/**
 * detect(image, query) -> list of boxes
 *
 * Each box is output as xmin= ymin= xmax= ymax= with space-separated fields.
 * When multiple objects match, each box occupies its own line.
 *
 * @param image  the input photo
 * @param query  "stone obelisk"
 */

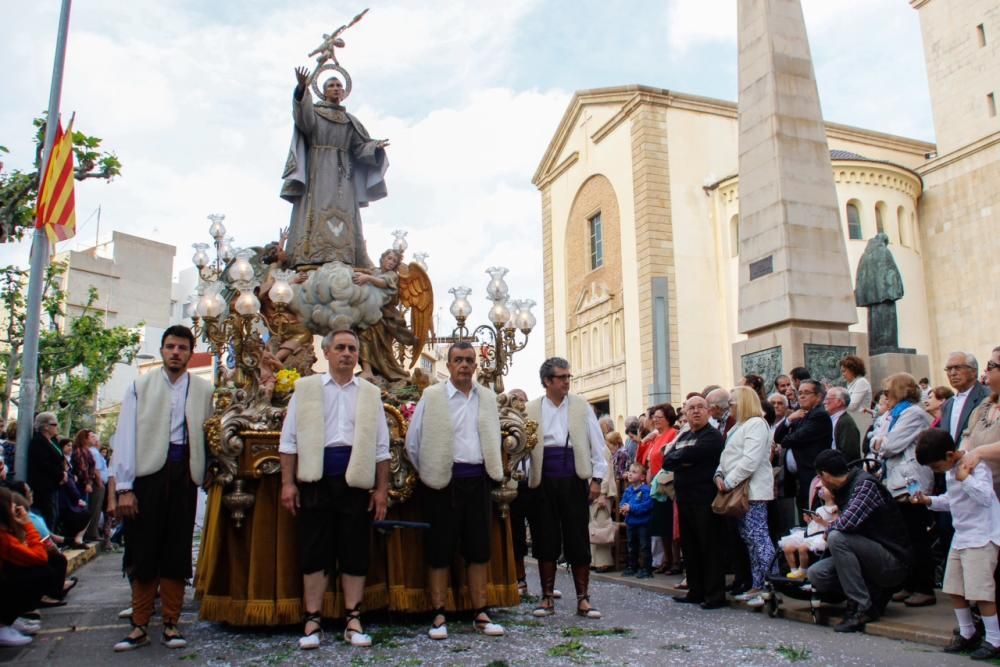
xmin=732 ymin=0 xmax=866 ymax=384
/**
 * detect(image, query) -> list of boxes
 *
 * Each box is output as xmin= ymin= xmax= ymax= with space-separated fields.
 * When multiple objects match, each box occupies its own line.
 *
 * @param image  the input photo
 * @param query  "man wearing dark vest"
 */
xmin=111 ymin=326 xmax=214 ymax=652
xmin=279 ymin=328 xmax=390 ymax=650
xmin=526 ymin=357 xmax=608 ymax=619
xmin=806 ymin=449 xmax=910 ymax=633
xmin=405 ymin=341 xmax=505 ymax=639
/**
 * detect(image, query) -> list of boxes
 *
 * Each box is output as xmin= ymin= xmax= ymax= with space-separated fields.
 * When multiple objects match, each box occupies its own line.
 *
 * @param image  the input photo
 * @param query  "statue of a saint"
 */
xmin=854 ymin=233 xmax=908 ymax=355
xmin=280 ymin=67 xmax=389 ymax=269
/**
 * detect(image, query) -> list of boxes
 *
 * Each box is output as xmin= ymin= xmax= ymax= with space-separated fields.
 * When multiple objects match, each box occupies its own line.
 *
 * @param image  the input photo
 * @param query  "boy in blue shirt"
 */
xmin=620 ymin=463 xmax=654 ymax=579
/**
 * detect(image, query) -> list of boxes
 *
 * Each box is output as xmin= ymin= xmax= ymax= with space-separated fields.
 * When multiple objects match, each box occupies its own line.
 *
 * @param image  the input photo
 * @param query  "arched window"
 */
xmin=603 ymin=320 xmax=611 ymax=365
xmin=613 ymin=315 xmax=623 ymax=359
xmin=572 ymin=334 xmax=581 ymax=368
xmin=729 ymin=215 xmax=739 ymax=257
xmin=581 ymin=330 xmax=589 ymax=369
xmin=897 ymin=206 xmax=909 ymax=247
xmin=591 ymin=325 xmax=600 ymax=366
xmin=875 ymin=202 xmax=886 ymax=236
xmin=846 ymin=201 xmax=863 ymax=240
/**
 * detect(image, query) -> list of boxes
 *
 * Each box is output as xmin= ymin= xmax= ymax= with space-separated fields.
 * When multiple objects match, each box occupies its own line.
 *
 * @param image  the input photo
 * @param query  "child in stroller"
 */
xmin=778 ymin=479 xmax=838 ymax=579
xmin=764 ymin=477 xmax=847 ymax=621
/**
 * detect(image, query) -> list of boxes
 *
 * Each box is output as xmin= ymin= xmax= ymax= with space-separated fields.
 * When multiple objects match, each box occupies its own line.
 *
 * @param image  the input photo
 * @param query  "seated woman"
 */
xmin=8 ymin=481 xmax=75 ymax=604
xmin=0 ymin=487 xmax=51 ymax=646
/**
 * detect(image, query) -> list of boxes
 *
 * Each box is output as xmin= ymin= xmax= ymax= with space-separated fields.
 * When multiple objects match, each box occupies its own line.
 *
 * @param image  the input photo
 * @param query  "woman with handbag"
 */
xmin=713 ymin=386 xmax=775 ymax=608
xmin=875 ymin=372 xmax=935 ymax=607
xmin=589 ymin=432 xmax=619 ymax=572
xmin=644 ymin=405 xmax=678 ymax=573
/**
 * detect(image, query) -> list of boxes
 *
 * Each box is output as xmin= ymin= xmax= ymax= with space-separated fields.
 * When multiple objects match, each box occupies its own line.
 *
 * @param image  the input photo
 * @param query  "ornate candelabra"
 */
xmin=431 ymin=267 xmax=536 ymax=393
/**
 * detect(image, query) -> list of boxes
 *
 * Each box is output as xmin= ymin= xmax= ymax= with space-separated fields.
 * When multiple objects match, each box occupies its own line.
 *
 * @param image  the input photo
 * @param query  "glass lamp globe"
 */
xmin=207 ymin=213 xmax=227 ymax=240
xmin=192 ymin=243 xmax=210 ymax=269
xmin=268 ymin=269 xmax=296 ymax=305
xmin=485 ymin=267 xmax=509 ymax=301
xmin=488 ymin=299 xmax=511 ymax=327
xmin=228 ymin=249 xmax=255 ymax=283
xmin=448 ymin=286 xmax=472 ymax=319
xmin=391 ymin=229 xmax=409 ymax=254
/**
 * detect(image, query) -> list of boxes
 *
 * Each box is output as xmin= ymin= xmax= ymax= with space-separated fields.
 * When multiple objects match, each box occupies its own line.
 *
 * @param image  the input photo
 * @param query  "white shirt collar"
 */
xmin=159 ymin=368 xmax=189 ymax=387
xmin=829 ymin=409 xmax=846 ymax=420
xmin=446 ymin=380 xmax=477 ymax=399
xmin=543 ymin=395 xmax=567 ymax=410
xmin=322 ymin=372 xmax=359 ymax=388
xmin=956 ymin=386 xmax=972 ymax=398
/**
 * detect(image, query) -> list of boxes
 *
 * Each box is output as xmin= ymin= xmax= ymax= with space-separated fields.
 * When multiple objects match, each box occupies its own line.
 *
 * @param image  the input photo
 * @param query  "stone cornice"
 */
xmin=916 ymin=131 xmax=1000 ymax=176
xmin=709 ymin=159 xmax=922 ymax=200
xmin=534 ymin=85 xmax=935 ymax=189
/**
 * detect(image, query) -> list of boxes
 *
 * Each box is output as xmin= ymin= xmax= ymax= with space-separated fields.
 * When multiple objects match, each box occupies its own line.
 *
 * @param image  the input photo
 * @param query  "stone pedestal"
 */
xmin=869 ymin=353 xmax=931 ymax=396
xmin=733 ymin=324 xmax=868 ymax=390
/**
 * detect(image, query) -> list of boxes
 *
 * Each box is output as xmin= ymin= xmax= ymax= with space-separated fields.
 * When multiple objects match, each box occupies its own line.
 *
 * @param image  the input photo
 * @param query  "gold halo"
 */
xmin=310 ymin=63 xmax=353 ymax=101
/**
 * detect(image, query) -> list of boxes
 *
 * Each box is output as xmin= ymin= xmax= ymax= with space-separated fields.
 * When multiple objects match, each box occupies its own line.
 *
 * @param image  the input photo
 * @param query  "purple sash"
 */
xmin=167 ymin=443 xmax=189 ymax=463
xmin=323 ymin=447 xmax=352 ymax=477
xmin=452 ymin=462 xmax=486 ymax=479
xmin=542 ymin=446 xmax=576 ymax=478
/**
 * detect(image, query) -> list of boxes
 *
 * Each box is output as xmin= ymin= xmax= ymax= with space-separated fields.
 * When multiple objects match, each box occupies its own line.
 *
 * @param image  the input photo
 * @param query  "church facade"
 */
xmin=533 ymin=0 xmax=998 ymax=425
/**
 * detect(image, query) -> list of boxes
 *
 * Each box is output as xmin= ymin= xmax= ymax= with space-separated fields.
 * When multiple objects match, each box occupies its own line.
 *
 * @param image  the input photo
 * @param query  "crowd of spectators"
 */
xmin=0 ymin=415 xmax=114 ymax=647
xmin=587 ymin=347 xmax=1000 ymax=659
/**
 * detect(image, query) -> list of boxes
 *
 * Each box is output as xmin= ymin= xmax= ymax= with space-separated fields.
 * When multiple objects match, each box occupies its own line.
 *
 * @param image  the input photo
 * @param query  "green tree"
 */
xmin=37 ymin=286 xmax=142 ymax=431
xmin=0 ymin=115 xmax=122 ymax=243
xmin=0 ymin=260 xmax=68 ymax=419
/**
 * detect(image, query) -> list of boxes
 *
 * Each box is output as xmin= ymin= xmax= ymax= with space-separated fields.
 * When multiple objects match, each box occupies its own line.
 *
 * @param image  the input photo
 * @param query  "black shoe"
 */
xmin=672 ymin=595 xmax=702 ymax=604
xmin=971 ymin=640 xmax=1000 ymax=660
xmin=834 ymin=607 xmax=874 ymax=633
xmin=943 ymin=630 xmax=980 ymax=654
xmin=699 ymin=600 xmax=727 ymax=610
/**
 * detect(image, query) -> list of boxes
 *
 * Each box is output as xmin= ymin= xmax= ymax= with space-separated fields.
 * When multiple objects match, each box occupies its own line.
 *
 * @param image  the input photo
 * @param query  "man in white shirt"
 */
xmin=525 ymin=357 xmax=608 ymax=620
xmin=111 ymin=326 xmax=214 ymax=653
xmin=279 ymin=329 xmax=391 ymax=650
xmin=405 ymin=342 xmax=505 ymax=640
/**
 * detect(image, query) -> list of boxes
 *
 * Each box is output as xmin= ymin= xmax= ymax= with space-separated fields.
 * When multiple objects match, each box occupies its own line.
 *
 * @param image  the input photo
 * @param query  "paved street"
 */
xmin=0 ymin=552 xmax=973 ymax=666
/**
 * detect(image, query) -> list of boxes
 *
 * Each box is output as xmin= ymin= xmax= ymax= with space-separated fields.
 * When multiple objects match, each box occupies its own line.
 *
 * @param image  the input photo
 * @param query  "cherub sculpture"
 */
xmin=352 ymin=249 xmax=433 ymax=384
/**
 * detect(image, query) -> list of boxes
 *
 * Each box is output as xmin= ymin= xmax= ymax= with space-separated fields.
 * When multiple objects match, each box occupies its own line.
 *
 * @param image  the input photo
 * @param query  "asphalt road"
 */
xmin=0 ymin=553 xmax=971 ymax=666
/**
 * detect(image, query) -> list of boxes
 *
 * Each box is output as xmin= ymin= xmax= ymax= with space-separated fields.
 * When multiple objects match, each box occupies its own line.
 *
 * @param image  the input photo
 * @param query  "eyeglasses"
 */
xmin=46 ymin=422 xmax=58 ymax=427
xmin=798 ymin=390 xmax=817 ymax=396
xmin=945 ymin=365 xmax=973 ymax=373
xmin=988 ymin=361 xmax=1000 ymax=372
xmin=550 ymin=373 xmax=573 ymax=381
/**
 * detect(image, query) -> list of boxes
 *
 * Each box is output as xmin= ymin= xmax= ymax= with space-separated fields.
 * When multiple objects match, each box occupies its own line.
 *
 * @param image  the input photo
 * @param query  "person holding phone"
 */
xmin=778 ymin=483 xmax=839 ymax=579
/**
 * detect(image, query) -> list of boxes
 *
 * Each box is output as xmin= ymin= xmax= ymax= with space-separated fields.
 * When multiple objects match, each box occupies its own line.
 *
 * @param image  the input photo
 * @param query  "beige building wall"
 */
xmin=912 ymin=0 xmax=1000 ymax=386
xmin=911 ymin=0 xmax=999 ymax=155
xmin=536 ymin=86 xmax=936 ymax=420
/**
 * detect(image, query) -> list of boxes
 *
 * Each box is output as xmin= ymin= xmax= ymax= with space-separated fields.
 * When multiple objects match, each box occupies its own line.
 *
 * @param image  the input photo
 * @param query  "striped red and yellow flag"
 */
xmin=35 ymin=117 xmax=77 ymax=244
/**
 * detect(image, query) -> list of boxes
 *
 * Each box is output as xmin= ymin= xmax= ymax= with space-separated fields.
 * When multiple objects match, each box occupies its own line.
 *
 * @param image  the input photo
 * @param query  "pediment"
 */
xmin=533 ymin=85 xmax=655 ymax=188
xmin=574 ymin=281 xmax=612 ymax=315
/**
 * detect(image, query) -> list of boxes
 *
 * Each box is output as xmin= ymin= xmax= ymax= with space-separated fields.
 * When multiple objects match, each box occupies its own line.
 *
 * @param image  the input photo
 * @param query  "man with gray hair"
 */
xmin=774 ymin=379 xmax=831 ymax=512
xmin=705 ymin=388 xmax=734 ymax=437
xmin=824 ymin=386 xmax=861 ymax=462
xmin=939 ymin=351 xmax=988 ymax=446
xmin=526 ymin=357 xmax=607 ymax=619
xmin=28 ymin=411 xmax=65 ymax=529
xmin=598 ymin=415 xmax=614 ymax=437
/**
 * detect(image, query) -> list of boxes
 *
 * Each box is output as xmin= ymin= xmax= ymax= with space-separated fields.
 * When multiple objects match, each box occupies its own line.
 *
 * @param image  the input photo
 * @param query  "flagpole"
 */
xmin=15 ymin=0 xmax=73 ymax=482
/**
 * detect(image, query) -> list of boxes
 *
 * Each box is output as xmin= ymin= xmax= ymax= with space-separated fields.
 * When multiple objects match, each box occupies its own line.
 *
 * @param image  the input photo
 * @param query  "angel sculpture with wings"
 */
xmin=352 ymin=249 xmax=433 ymax=383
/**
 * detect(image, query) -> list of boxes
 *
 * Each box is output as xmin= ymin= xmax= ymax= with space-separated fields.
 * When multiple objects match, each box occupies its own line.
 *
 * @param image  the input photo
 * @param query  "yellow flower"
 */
xmin=274 ymin=369 xmax=301 ymax=395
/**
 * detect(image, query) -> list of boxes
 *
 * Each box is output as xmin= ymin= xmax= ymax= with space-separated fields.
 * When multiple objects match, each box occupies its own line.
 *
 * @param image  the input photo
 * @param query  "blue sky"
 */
xmin=0 ymin=0 xmax=935 ymax=391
